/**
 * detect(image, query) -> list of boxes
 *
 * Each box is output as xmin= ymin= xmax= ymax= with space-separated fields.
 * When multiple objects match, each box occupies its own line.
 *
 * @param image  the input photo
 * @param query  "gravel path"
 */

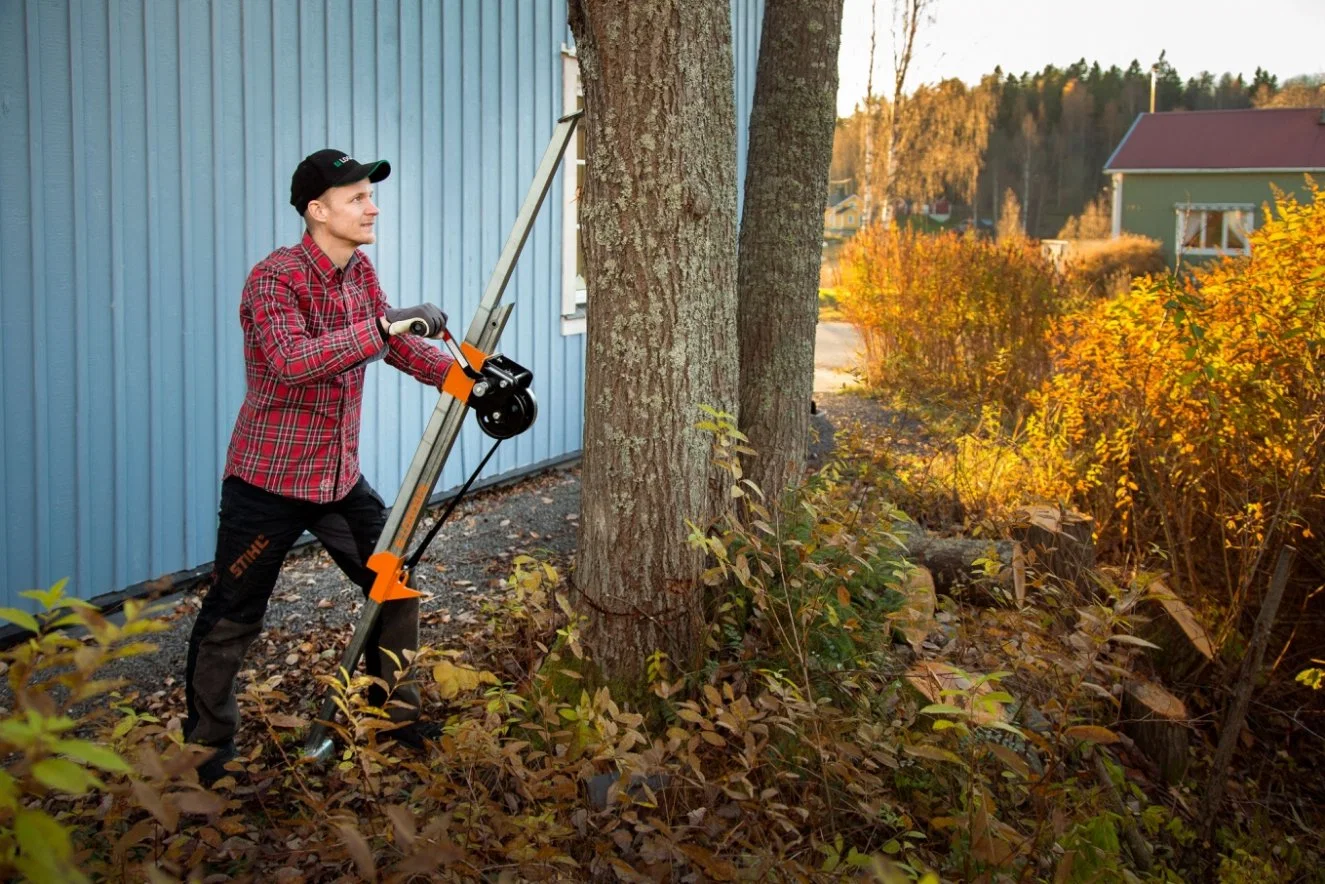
xmin=38 ymin=388 xmax=919 ymax=736
xmin=77 ymin=468 xmax=582 ymax=729
xmin=808 ymin=390 xmax=931 ymax=470
xmin=813 ymin=320 xmax=863 ymax=393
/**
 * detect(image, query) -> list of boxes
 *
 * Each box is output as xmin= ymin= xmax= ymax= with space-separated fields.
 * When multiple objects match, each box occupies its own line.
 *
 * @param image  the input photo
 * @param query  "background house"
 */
xmin=823 ymin=193 xmax=862 ymax=240
xmin=1105 ymin=107 xmax=1325 ymax=267
xmin=0 ymin=0 xmax=766 ymax=610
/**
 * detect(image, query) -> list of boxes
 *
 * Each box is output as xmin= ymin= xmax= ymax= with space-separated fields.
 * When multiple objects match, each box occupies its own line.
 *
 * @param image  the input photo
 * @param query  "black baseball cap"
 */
xmin=290 ymin=148 xmax=391 ymax=215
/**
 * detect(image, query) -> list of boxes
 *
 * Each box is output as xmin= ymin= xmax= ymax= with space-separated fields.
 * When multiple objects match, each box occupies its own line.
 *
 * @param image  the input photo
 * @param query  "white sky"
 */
xmin=836 ymin=0 xmax=1325 ymax=116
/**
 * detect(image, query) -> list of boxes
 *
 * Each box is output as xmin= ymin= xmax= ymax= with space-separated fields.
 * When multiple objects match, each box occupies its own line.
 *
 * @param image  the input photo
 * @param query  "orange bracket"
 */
xmin=440 ymin=342 xmax=489 ymax=403
xmin=366 ymin=551 xmax=422 ymax=603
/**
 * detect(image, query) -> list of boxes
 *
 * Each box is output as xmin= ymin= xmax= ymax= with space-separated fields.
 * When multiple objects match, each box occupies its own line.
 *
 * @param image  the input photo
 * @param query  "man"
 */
xmin=185 ymin=149 xmax=453 ymax=784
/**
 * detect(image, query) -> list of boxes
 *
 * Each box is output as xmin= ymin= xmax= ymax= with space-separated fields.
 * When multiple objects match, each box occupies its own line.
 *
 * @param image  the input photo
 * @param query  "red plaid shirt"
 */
xmin=224 ymin=233 xmax=453 ymax=502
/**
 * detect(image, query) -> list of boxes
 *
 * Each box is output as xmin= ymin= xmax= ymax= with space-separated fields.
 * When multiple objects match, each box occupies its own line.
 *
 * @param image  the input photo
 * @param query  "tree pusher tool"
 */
xmin=302 ymin=110 xmax=582 ymax=762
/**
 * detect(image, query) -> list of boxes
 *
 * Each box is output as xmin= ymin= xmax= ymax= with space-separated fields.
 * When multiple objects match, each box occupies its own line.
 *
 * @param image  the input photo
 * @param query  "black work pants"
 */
xmin=184 ymin=475 xmax=420 ymax=746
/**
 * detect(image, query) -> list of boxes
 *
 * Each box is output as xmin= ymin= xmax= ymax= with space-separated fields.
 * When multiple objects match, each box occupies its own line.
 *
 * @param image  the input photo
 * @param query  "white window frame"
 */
xmin=561 ymin=47 xmax=587 ymax=336
xmin=1174 ymin=203 xmax=1255 ymax=260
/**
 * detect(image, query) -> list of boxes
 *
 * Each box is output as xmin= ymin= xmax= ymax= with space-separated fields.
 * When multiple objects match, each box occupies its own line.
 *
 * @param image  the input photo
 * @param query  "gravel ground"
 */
xmin=808 ymin=390 xmax=930 ymax=470
xmin=31 ymin=391 xmax=916 ymax=734
xmin=75 ymin=467 xmax=582 ymax=731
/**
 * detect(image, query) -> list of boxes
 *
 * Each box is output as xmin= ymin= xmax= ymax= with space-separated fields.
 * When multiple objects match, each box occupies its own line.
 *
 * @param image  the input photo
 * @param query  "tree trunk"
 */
xmin=1011 ymin=505 xmax=1096 ymax=597
xmin=904 ymin=534 xmax=1020 ymax=601
xmin=737 ymin=0 xmax=844 ymax=501
xmin=1134 ymin=579 xmax=1217 ymax=685
xmin=860 ymin=0 xmax=877 ymax=225
xmin=568 ymin=0 xmax=740 ymax=687
xmin=881 ymin=118 xmax=900 ymax=226
xmin=1021 ymin=150 xmax=1031 ymax=235
xmin=1121 ymin=680 xmax=1190 ymax=786
xmin=877 ymin=0 xmax=932 ymax=227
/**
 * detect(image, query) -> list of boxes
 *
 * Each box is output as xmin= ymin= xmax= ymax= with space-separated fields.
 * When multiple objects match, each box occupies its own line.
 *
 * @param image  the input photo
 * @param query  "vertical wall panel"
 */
xmin=180 ymin=1 xmax=217 ymax=565
xmin=558 ymin=36 xmax=584 ymax=488
xmin=119 ymin=0 xmax=151 ymax=586
xmin=732 ymin=0 xmax=764 ymax=216
xmin=398 ymin=0 xmax=424 ymax=476
xmin=1 ymin=0 xmax=34 ymax=601
xmin=212 ymin=0 xmax=246 ymax=538
xmin=0 ymin=0 xmax=763 ymax=608
xmin=33 ymin=2 xmax=58 ymax=588
xmin=147 ymin=0 xmax=186 ymax=574
xmin=70 ymin=3 xmax=100 ymax=595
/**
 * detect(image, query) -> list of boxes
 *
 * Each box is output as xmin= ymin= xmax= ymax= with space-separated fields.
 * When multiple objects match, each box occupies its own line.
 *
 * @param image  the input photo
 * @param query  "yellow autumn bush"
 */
xmin=838 ymin=225 xmax=1069 ymax=411
xmin=1026 ymin=184 xmax=1324 ymax=632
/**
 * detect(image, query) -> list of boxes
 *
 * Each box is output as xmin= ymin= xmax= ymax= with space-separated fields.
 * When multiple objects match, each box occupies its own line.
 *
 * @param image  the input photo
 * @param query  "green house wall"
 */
xmin=1117 ymin=171 xmax=1320 ymax=267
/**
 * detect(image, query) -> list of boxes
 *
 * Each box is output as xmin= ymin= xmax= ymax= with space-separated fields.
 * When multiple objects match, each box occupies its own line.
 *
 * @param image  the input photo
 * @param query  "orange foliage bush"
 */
xmin=1026 ymin=184 xmax=1324 ymax=632
xmin=838 ymin=226 xmax=1070 ymax=410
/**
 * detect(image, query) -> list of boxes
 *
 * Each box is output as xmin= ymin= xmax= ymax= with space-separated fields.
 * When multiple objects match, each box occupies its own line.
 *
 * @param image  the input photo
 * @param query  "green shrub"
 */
xmin=0 ymin=581 xmax=214 ymax=883
xmin=818 ymin=286 xmax=846 ymax=321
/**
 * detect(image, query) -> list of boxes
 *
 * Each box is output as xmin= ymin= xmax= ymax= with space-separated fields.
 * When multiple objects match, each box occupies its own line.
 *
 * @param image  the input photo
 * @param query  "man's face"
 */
xmin=308 ymin=178 xmax=379 ymax=246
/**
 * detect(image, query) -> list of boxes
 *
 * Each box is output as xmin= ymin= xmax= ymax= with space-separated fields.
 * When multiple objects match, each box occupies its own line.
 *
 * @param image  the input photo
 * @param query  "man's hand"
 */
xmin=381 ymin=304 xmax=448 ymax=339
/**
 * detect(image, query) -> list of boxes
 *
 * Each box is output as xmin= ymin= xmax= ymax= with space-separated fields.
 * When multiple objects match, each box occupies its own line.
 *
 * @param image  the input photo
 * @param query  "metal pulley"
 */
xmin=436 ymin=329 xmax=538 ymax=440
xmin=467 ymin=354 xmax=537 ymax=439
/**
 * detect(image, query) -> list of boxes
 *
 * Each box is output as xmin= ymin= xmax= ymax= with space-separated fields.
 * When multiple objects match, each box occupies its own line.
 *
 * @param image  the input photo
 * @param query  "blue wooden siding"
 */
xmin=0 ymin=0 xmax=763 ymax=609
xmin=732 ymin=0 xmax=761 ymax=214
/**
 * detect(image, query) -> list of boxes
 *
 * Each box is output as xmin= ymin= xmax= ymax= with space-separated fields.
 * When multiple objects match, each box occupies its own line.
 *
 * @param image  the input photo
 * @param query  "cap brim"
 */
xmin=330 ymin=159 xmax=391 ymax=187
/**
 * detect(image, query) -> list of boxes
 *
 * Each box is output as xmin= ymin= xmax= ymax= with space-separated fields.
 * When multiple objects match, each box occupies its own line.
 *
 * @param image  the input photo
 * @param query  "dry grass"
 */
xmin=1064 ymin=234 xmax=1166 ymax=299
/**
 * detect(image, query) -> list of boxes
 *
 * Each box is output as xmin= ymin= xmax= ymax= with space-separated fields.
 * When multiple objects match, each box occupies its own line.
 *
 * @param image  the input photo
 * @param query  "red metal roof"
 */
xmin=1105 ymin=107 xmax=1325 ymax=172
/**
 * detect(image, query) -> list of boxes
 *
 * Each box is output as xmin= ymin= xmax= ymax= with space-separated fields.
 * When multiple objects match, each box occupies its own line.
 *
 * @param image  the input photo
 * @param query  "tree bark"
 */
xmin=568 ymin=0 xmax=740 ymax=687
xmin=737 ymin=0 xmax=844 ymax=501
xmin=1120 ymin=680 xmax=1190 ymax=786
xmin=1010 ymin=505 xmax=1095 ymax=596
xmin=1134 ymin=578 xmax=1217 ymax=685
xmin=904 ymin=535 xmax=1020 ymax=600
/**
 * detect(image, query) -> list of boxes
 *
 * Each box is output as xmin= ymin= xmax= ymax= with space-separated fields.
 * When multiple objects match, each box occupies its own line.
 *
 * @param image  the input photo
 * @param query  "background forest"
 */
xmin=830 ymin=58 xmax=1325 ymax=236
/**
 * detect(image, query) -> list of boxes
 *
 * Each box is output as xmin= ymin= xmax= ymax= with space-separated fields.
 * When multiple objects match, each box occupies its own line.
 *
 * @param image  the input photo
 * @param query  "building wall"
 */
xmin=1118 ymin=171 xmax=1319 ymax=266
xmin=0 ymin=0 xmax=764 ymax=608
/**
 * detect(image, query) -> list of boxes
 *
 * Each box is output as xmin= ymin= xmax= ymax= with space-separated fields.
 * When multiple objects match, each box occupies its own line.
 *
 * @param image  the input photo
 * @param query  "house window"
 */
xmin=561 ymin=48 xmax=586 ymax=336
xmin=1175 ymin=204 xmax=1254 ymax=259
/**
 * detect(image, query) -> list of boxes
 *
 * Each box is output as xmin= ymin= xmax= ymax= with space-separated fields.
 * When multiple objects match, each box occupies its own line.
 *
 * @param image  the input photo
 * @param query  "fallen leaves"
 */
xmin=1064 ymin=724 xmax=1121 ymax=745
xmin=431 ymin=659 xmax=499 ymax=699
xmin=266 ymin=714 xmax=309 ymax=729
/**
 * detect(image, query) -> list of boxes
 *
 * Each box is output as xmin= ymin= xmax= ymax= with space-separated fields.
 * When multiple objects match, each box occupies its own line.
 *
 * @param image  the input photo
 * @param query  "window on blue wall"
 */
xmin=561 ymin=49 xmax=587 ymax=336
xmin=1175 ymin=204 xmax=1254 ymax=259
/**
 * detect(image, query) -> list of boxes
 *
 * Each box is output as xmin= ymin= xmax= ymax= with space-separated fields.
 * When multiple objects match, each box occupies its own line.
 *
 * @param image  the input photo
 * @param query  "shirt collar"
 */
xmin=300 ymin=231 xmax=359 ymax=281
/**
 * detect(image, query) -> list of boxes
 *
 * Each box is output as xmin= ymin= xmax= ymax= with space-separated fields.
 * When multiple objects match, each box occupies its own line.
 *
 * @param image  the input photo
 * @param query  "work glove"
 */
xmin=381 ymin=303 xmax=448 ymax=339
